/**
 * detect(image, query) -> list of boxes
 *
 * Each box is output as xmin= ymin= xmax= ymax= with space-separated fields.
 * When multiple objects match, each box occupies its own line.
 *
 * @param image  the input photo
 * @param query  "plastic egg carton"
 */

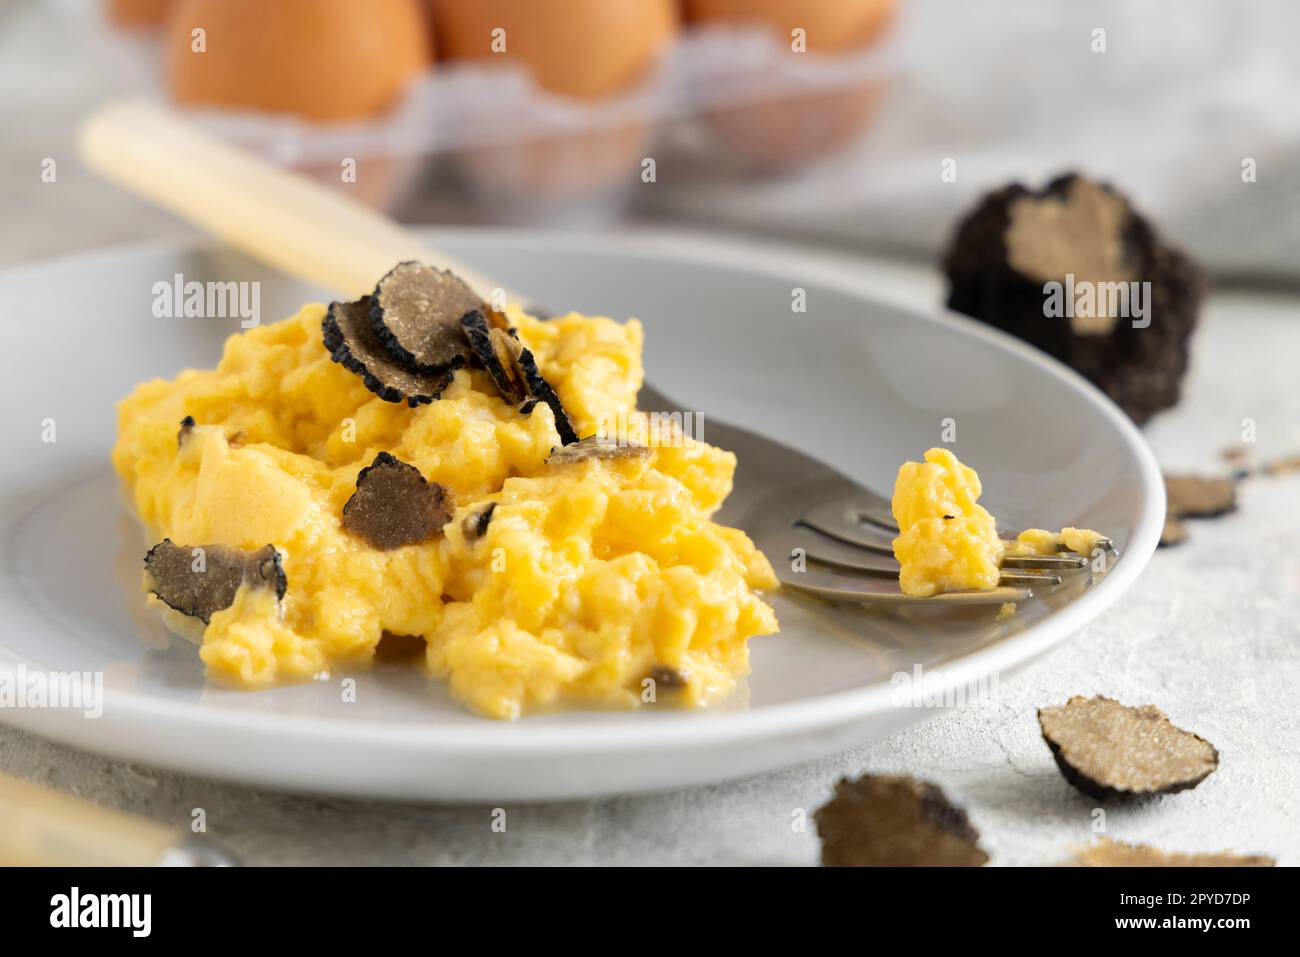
xmin=174 ymin=24 xmax=900 ymax=223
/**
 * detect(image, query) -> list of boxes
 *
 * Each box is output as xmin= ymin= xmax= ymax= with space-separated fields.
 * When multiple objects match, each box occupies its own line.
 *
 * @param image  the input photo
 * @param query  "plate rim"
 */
xmin=0 ymin=229 xmax=1165 ymax=755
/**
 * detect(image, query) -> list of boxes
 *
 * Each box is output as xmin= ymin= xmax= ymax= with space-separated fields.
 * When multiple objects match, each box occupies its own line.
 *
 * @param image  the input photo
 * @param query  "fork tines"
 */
xmin=779 ymin=494 xmax=1112 ymax=606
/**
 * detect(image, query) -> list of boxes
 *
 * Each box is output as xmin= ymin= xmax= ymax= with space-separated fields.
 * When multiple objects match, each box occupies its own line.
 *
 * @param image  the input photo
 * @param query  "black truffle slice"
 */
xmin=1164 ymin=474 xmax=1237 ymax=518
xmin=1262 ymin=453 xmax=1300 ymax=476
xmin=323 ymin=297 xmax=454 ymax=406
xmin=143 ymin=539 xmax=286 ymax=625
xmin=370 ymin=262 xmax=481 ymax=373
xmin=374 ymin=631 xmax=427 ymax=661
xmin=1073 ymin=838 xmax=1274 ymax=868
xmin=547 ymin=435 xmax=650 ymax=465
xmin=460 ymin=309 xmax=579 ymax=445
xmin=461 ymin=310 xmax=527 ymax=403
xmin=1038 ymin=695 xmax=1219 ymax=799
xmin=1159 ymin=517 xmax=1188 ymax=548
xmin=943 ymin=172 xmax=1204 ymax=425
xmin=815 ymin=774 xmax=988 ymax=867
xmin=515 ymin=346 xmax=579 ymax=445
xmin=461 ymin=502 xmax=496 ymax=542
xmin=177 ymin=415 xmax=196 ymax=447
xmin=647 ymin=665 xmax=687 ymax=691
xmin=341 ymin=452 xmax=453 ymax=550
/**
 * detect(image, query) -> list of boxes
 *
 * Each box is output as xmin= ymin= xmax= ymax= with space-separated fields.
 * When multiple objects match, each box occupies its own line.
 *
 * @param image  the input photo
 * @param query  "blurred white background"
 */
xmin=3 ymin=0 xmax=1296 ymax=279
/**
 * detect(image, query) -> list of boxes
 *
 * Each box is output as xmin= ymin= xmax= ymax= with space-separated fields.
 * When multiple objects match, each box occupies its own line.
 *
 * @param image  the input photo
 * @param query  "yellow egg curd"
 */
xmin=1006 ymin=527 xmax=1107 ymax=559
xmin=890 ymin=448 xmax=1103 ymax=597
xmin=890 ymin=448 xmax=1004 ymax=597
xmin=114 ymin=304 xmax=779 ymax=719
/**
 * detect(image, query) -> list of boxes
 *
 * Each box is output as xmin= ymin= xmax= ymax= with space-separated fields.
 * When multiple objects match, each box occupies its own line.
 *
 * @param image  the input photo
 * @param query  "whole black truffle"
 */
xmin=943 ymin=173 xmax=1204 ymax=425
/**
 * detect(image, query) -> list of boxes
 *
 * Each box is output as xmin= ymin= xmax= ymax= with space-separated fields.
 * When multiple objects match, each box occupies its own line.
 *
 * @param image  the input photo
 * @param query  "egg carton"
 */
xmin=84 ymin=16 xmax=902 ymax=223
xmin=197 ymin=25 xmax=904 ymax=221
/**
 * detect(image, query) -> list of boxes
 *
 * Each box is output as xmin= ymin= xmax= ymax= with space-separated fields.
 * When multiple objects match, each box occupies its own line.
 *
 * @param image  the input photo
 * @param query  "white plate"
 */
xmin=0 ymin=231 xmax=1163 ymax=801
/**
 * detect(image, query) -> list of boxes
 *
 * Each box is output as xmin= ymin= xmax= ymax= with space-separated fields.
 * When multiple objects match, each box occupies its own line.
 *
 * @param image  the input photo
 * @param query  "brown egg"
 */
xmin=683 ymin=0 xmax=894 ymax=52
xmin=456 ymin=121 xmax=651 ymax=219
xmin=706 ymin=85 xmax=886 ymax=173
xmin=107 ymin=0 xmax=174 ymax=28
xmin=684 ymin=0 xmax=895 ymax=172
xmin=165 ymin=0 xmax=431 ymax=121
xmin=432 ymin=0 xmax=678 ymax=98
xmin=435 ymin=2 xmax=672 ymax=215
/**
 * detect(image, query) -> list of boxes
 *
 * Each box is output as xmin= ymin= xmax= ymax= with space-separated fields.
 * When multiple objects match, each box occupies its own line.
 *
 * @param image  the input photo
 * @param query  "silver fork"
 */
xmin=686 ymin=400 xmax=1118 ymax=607
xmin=780 ymin=492 xmax=1113 ymax=605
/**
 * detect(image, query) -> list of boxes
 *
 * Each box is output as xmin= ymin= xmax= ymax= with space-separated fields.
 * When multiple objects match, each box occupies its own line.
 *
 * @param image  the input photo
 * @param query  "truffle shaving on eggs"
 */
xmin=342 ymin=452 xmax=454 ymax=551
xmin=514 ymin=344 xmax=579 ymax=444
xmin=370 ymin=261 xmax=481 ymax=373
xmin=462 ymin=307 xmax=579 ymax=443
xmin=461 ymin=309 xmax=527 ymax=403
xmin=323 ymin=297 xmax=454 ymax=406
xmin=547 ymin=435 xmax=650 ymax=465
xmin=143 ymin=539 xmax=286 ymax=625
xmin=460 ymin=502 xmax=497 ymax=543
xmin=177 ymin=415 xmax=196 ymax=447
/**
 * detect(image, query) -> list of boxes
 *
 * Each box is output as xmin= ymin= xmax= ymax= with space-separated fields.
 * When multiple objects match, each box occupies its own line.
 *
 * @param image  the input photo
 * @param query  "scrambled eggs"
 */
xmin=114 ymin=305 xmax=778 ymax=719
xmin=891 ymin=447 xmax=1103 ymax=597
xmin=890 ymin=448 xmax=1003 ymax=597
xmin=1007 ymin=526 xmax=1107 ymax=559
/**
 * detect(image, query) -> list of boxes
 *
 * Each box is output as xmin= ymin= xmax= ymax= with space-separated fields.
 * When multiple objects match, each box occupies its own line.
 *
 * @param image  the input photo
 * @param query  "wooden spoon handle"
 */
xmin=0 ymin=771 xmax=177 ymax=866
xmin=77 ymin=99 xmax=515 ymax=303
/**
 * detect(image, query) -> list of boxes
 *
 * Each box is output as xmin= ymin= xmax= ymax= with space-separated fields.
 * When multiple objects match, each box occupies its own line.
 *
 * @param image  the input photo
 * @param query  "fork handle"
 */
xmin=77 ymin=99 xmax=520 ymax=304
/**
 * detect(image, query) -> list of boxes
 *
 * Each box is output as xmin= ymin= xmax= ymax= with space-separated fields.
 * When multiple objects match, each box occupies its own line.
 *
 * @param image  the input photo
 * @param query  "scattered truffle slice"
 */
xmin=1073 ymin=838 xmax=1274 ymax=868
xmin=177 ymin=415 xmax=196 ymax=447
xmin=370 ymin=262 xmax=481 ymax=373
xmin=1038 ymin=695 xmax=1218 ymax=799
xmin=1164 ymin=474 xmax=1237 ymax=518
xmin=460 ymin=502 xmax=497 ymax=542
xmin=547 ymin=435 xmax=650 ymax=465
xmin=1220 ymin=445 xmax=1251 ymax=468
xmin=143 ymin=539 xmax=286 ymax=625
xmin=323 ymin=297 xmax=454 ymax=406
xmin=1262 ymin=453 xmax=1300 ymax=475
xmin=943 ymin=172 xmax=1203 ymax=425
xmin=815 ymin=774 xmax=988 ymax=867
xmin=1159 ymin=517 xmax=1188 ymax=548
xmin=341 ymin=452 xmax=453 ymax=551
